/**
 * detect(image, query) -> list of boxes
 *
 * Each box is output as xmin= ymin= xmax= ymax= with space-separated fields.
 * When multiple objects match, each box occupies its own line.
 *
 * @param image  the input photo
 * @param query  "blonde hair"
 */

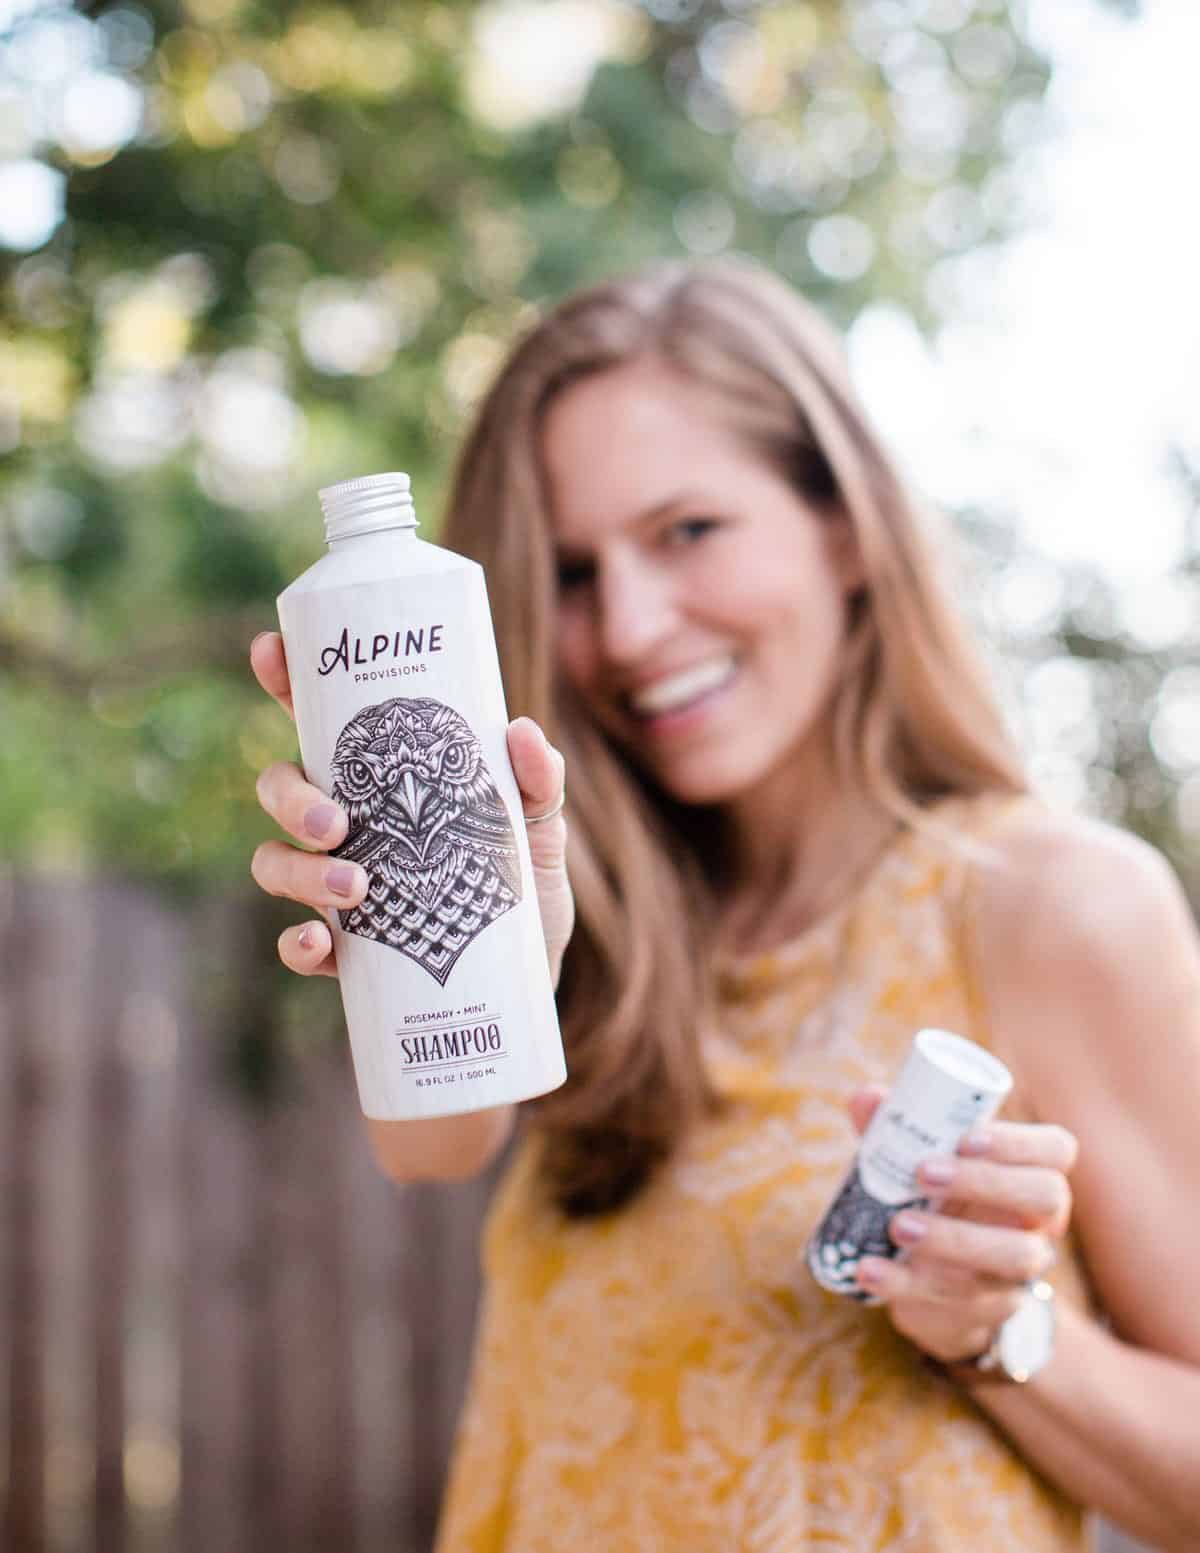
xmin=441 ymin=257 xmax=1028 ymax=1215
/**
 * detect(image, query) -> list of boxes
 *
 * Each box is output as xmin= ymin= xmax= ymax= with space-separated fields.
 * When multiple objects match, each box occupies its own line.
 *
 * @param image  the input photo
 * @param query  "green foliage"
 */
xmin=2 ymin=0 xmax=1191 ymax=900
xmin=174 ymin=487 xmax=287 ymax=605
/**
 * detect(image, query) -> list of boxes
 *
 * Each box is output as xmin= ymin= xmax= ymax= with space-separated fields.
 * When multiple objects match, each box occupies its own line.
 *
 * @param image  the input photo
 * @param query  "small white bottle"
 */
xmin=807 ymin=1028 xmax=1012 ymax=1300
xmin=275 ymin=472 xmax=567 ymax=1120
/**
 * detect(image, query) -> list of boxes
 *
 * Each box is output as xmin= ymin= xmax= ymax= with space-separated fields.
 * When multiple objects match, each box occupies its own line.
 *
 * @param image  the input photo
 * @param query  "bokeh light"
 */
xmin=1151 ymin=669 xmax=1200 ymax=774
xmin=194 ymin=349 xmax=304 ymax=508
xmin=9 ymin=483 xmax=83 ymax=561
xmin=52 ymin=69 xmax=142 ymax=163
xmin=808 ymin=213 xmax=875 ymax=281
xmin=465 ymin=0 xmax=648 ymax=131
xmin=0 ymin=158 xmax=65 ymax=250
xmin=74 ymin=371 xmax=191 ymax=472
xmin=673 ymin=190 xmax=736 ymax=256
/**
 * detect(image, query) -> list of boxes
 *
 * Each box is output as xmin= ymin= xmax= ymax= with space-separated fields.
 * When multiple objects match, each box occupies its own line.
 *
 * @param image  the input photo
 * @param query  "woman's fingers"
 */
xmin=957 ymin=1120 xmax=1079 ymax=1173
xmin=917 ymin=1156 xmax=1072 ymax=1233
xmin=846 ymin=1103 xmax=1078 ymax=1233
xmin=887 ymin=1209 xmax=1056 ymax=1283
xmin=250 ymin=631 xmax=350 ymax=978
xmin=278 ymin=920 xmax=339 ymax=978
xmin=848 ymin=1085 xmax=886 ymax=1136
xmin=256 ymin=760 xmax=349 ymax=850
xmin=251 ymin=839 xmax=368 ymax=911
xmin=916 ymin=1121 xmax=1077 ymax=1233
xmin=856 ymin=1223 xmax=1036 ymax=1359
xmin=860 ymin=1257 xmax=1026 ymax=1322
xmin=250 ymin=631 xmax=295 ymax=723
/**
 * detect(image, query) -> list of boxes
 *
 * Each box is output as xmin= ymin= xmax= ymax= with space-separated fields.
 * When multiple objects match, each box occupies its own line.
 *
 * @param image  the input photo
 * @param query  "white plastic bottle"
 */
xmin=807 ymin=1028 xmax=1012 ymax=1300
xmin=275 ymin=472 xmax=567 ymax=1120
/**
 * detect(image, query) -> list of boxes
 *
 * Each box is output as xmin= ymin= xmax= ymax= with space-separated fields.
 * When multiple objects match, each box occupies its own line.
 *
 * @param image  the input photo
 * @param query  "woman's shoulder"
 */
xmin=970 ymin=798 xmax=1184 ymax=946
xmin=965 ymin=796 xmax=1197 ymax=1073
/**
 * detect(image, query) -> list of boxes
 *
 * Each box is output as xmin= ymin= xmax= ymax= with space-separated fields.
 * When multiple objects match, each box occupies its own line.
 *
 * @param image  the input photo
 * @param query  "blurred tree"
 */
xmin=965 ymin=437 xmax=1200 ymax=904
xmin=1 ymin=0 xmax=1187 ymax=911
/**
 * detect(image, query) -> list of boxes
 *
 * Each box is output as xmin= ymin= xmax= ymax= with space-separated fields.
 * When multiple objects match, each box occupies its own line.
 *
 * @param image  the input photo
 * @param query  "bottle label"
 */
xmin=858 ymin=1090 xmax=986 ymax=1203
xmin=328 ymin=693 xmax=523 ymax=986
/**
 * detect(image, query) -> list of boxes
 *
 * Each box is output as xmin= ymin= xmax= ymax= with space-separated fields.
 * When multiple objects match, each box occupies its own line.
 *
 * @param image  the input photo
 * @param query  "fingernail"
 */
xmin=326 ymin=864 xmax=358 ymax=896
xmin=857 ymin=1258 xmax=887 ymax=1288
xmin=251 ymin=630 xmax=272 ymax=651
xmin=298 ymin=924 xmax=315 ymax=950
xmin=919 ymin=1157 xmax=956 ymax=1187
xmin=959 ymin=1130 xmax=993 ymax=1157
xmin=305 ymin=803 xmax=339 ymax=839
xmin=892 ymin=1213 xmax=927 ymax=1244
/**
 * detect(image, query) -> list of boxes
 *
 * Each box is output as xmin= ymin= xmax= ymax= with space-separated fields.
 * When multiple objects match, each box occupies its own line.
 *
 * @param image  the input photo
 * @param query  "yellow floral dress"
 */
xmin=434 ymin=794 xmax=1094 ymax=1552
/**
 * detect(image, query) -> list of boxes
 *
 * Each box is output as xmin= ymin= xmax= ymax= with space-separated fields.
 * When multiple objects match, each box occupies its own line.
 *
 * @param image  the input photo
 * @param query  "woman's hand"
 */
xmin=847 ymin=1086 xmax=1078 ymax=1363
xmin=248 ymin=631 xmax=575 ymax=985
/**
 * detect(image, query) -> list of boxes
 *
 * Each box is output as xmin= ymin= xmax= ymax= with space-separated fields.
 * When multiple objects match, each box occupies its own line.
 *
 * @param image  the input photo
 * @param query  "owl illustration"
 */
xmin=328 ymin=696 xmax=522 ymax=985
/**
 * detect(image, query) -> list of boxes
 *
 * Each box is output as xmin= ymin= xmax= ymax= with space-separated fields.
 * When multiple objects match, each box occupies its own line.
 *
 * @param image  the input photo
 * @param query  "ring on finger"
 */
xmin=526 ymin=790 xmax=565 ymax=824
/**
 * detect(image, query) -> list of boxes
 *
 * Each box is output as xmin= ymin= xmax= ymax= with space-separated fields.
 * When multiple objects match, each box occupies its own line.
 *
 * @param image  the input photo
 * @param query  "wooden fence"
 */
xmin=1 ymin=873 xmax=502 ymax=1553
xmin=0 ymin=873 xmax=1153 ymax=1553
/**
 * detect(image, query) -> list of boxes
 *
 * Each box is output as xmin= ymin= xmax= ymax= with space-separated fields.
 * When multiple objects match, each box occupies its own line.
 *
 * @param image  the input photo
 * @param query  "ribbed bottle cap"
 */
xmin=319 ymin=472 xmax=418 ymax=542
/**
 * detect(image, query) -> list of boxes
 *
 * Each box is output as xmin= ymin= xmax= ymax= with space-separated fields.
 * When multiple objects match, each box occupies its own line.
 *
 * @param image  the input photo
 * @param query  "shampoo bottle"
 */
xmin=275 ymin=472 xmax=567 ymax=1120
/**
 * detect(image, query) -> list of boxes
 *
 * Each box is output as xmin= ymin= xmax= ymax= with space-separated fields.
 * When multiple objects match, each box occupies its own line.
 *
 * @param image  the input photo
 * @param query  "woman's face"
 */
xmin=542 ymin=356 xmax=863 ymax=807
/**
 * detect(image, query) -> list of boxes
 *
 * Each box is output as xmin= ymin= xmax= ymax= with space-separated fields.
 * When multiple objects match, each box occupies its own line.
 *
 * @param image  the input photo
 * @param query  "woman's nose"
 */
xmin=596 ymin=560 xmax=679 ymax=667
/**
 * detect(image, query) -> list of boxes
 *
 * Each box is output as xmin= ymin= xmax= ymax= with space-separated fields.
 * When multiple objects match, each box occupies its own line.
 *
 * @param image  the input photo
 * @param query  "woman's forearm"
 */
xmin=966 ymin=1299 xmax=1200 ymax=1552
xmin=364 ymin=1103 xmax=516 ymax=1183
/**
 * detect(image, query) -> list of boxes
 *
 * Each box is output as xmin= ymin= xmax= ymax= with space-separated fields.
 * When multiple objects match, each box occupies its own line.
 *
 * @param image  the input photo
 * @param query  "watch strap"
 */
xmin=933 ymin=1343 xmax=1019 ymax=1387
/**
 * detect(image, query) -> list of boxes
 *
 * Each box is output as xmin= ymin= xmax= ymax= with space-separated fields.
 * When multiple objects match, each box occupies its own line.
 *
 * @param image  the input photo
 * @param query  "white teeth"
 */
xmin=629 ymin=657 xmax=737 ymax=716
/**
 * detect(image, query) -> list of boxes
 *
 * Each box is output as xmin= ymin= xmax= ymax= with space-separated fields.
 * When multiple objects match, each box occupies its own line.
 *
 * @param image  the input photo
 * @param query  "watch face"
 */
xmin=998 ymin=1282 xmax=1056 ymax=1381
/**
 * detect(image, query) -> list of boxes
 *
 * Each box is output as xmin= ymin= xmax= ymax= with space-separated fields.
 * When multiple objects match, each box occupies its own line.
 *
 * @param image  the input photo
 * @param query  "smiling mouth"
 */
xmin=625 ymin=657 xmax=739 ymax=720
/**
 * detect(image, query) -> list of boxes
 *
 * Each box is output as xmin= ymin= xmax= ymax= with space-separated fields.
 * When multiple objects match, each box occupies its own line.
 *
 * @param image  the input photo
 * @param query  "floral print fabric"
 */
xmin=434 ymin=795 xmax=1091 ymax=1552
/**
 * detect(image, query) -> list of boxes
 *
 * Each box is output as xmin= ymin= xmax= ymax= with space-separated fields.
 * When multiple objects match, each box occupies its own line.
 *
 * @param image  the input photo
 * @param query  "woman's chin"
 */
xmin=645 ymin=755 xmax=765 ymax=809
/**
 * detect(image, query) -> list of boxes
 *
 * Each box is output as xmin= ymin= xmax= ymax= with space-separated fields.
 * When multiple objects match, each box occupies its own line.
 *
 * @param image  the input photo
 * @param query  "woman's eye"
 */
xmin=666 ymin=517 xmax=719 ymax=546
xmin=556 ymin=558 xmax=594 ymax=591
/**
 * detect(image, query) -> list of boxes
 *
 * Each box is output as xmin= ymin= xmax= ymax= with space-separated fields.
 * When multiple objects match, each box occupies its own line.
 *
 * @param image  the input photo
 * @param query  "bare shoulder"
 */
xmin=969 ymin=799 xmax=1200 ymax=1076
xmin=975 ymin=803 xmax=1188 ymax=961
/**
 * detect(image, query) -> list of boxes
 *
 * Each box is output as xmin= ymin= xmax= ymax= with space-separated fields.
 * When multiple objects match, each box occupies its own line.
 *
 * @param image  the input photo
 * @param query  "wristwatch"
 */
xmin=938 ymin=1279 xmax=1057 ymax=1385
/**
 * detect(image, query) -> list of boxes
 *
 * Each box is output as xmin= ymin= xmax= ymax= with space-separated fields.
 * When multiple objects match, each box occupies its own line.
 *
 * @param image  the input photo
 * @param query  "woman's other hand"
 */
xmin=847 ymin=1086 xmax=1078 ymax=1363
xmin=248 ymin=631 xmax=575 ymax=987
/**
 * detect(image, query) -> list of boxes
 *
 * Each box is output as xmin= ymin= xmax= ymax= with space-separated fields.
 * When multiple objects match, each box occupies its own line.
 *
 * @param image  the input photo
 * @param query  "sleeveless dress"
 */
xmin=433 ymin=793 xmax=1095 ymax=1552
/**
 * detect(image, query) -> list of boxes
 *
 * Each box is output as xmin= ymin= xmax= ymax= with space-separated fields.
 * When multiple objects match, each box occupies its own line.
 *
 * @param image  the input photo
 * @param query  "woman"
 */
xmin=250 ymin=258 xmax=1200 ymax=1551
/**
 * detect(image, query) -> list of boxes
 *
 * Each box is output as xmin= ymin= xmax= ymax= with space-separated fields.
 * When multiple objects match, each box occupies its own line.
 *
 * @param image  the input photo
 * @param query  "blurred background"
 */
xmin=0 ymin=0 xmax=1194 ymax=1548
